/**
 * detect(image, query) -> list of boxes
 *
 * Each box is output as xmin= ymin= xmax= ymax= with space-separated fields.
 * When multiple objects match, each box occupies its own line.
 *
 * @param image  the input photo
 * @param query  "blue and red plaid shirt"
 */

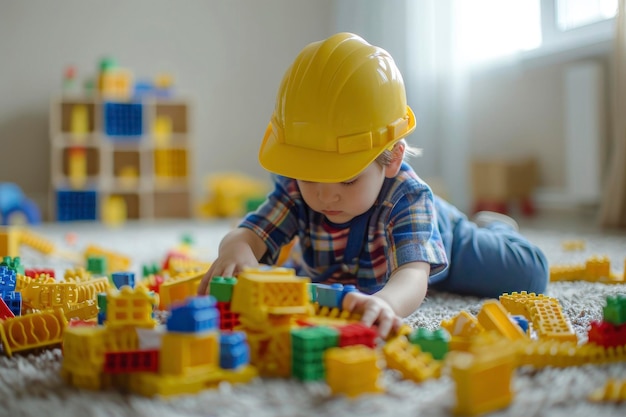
xmin=240 ymin=162 xmax=448 ymax=294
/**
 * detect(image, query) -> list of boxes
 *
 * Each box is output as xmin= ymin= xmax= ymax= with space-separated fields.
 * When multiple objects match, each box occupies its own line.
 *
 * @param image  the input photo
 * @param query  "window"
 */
xmin=556 ymin=0 xmax=618 ymax=31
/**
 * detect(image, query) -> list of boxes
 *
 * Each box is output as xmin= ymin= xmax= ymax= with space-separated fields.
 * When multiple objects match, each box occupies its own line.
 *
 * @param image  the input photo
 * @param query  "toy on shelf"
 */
xmin=198 ymin=173 xmax=269 ymax=218
xmin=51 ymin=58 xmax=192 ymax=222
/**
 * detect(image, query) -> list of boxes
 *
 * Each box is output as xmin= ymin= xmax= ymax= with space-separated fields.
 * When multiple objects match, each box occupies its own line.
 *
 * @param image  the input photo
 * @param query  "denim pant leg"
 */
xmin=429 ymin=197 xmax=549 ymax=298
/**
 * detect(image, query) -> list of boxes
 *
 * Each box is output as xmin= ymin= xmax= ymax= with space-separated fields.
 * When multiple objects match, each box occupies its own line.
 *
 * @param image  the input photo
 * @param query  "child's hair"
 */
xmin=375 ymin=139 xmax=422 ymax=167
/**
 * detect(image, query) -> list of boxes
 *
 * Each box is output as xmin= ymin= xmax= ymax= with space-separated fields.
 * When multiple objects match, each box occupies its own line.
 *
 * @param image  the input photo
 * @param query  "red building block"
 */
xmin=337 ymin=322 xmax=377 ymax=348
xmin=103 ymin=349 xmax=159 ymax=374
xmin=216 ymin=301 xmax=240 ymax=331
xmin=588 ymin=321 xmax=626 ymax=348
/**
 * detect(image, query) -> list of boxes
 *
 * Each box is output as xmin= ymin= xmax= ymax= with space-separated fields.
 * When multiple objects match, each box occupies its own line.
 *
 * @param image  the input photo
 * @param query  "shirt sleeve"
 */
xmin=238 ymin=176 xmax=300 ymax=263
xmin=386 ymin=185 xmax=448 ymax=276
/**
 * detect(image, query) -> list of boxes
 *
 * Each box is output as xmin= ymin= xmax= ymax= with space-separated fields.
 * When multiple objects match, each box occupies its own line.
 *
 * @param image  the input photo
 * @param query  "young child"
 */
xmin=198 ymin=32 xmax=549 ymax=337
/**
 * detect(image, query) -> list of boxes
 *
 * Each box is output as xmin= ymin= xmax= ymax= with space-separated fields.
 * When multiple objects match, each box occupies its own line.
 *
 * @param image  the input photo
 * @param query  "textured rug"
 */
xmin=3 ymin=220 xmax=626 ymax=417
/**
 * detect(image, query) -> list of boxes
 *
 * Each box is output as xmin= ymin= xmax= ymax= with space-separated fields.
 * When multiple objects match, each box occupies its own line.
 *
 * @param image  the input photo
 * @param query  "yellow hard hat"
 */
xmin=259 ymin=32 xmax=416 ymax=183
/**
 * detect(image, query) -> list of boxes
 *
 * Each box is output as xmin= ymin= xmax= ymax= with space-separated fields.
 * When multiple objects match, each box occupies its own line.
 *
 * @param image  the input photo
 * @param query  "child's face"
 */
xmin=297 ymin=162 xmax=386 ymax=224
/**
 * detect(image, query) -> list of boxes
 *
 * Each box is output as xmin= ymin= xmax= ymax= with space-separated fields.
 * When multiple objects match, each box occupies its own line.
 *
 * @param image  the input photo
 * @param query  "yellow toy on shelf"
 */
xmin=198 ymin=173 xmax=269 ymax=218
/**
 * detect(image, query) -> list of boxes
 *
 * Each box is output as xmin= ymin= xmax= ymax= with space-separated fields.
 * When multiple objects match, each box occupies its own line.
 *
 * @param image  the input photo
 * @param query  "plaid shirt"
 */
xmin=240 ymin=162 xmax=448 ymax=293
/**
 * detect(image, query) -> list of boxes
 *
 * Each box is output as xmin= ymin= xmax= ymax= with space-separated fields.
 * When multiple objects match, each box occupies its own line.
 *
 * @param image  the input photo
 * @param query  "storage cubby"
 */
xmin=50 ymin=97 xmax=193 ymax=221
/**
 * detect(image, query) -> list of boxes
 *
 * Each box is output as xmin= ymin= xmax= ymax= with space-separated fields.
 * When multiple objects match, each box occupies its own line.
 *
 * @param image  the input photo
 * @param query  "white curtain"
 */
xmin=599 ymin=0 xmax=626 ymax=228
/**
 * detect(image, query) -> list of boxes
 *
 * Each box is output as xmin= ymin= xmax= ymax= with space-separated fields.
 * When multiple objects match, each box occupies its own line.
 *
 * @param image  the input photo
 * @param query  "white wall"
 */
xmin=0 ymin=0 xmax=334 ymax=218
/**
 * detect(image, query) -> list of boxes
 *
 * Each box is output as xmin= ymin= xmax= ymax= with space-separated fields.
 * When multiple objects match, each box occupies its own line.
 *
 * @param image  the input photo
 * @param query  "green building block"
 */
xmin=408 ymin=327 xmax=450 ymax=360
xmin=603 ymin=294 xmax=626 ymax=326
xmin=87 ymin=255 xmax=107 ymax=276
xmin=210 ymin=276 xmax=238 ymax=302
xmin=291 ymin=326 xmax=339 ymax=381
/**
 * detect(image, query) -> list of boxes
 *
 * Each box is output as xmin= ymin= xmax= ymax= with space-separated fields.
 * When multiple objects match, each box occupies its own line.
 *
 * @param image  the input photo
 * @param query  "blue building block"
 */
xmin=0 ymin=266 xmax=16 ymax=292
xmin=167 ymin=296 xmax=219 ymax=333
xmin=111 ymin=271 xmax=135 ymax=289
xmin=315 ymin=283 xmax=358 ymax=309
xmin=56 ymin=190 xmax=97 ymax=221
xmin=1 ymin=291 xmax=22 ymax=316
xmin=104 ymin=102 xmax=143 ymax=137
xmin=512 ymin=315 xmax=530 ymax=334
xmin=219 ymin=331 xmax=250 ymax=369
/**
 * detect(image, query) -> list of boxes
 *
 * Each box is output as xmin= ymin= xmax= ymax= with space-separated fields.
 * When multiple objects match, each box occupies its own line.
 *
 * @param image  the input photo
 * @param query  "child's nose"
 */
xmin=317 ymin=184 xmax=339 ymax=203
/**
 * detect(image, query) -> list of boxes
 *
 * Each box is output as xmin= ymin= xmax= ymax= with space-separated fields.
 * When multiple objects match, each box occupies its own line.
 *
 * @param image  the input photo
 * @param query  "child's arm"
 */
xmin=342 ymin=261 xmax=430 ymax=338
xmin=197 ymin=228 xmax=267 ymax=295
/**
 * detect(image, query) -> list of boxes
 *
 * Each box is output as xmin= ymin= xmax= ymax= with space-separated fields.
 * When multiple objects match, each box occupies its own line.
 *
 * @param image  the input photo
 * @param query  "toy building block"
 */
xmin=56 ymin=190 xmax=98 ymax=221
xmin=515 ymin=338 xmax=626 ymax=368
xmin=585 ymin=256 xmax=611 ymax=281
xmin=24 ymin=268 xmax=55 ymax=279
xmin=0 ymin=297 xmax=15 ymax=319
xmin=21 ymin=281 xmax=79 ymax=310
xmin=449 ymin=335 xmax=517 ymax=416
xmin=153 ymin=115 xmax=173 ymax=145
xmin=101 ymin=196 xmax=127 ymax=228
xmin=382 ymin=335 xmax=442 ymax=384
xmin=84 ymin=245 xmax=131 ymax=274
xmin=511 ymin=315 xmax=530 ymax=334
xmin=408 ymin=327 xmax=450 ymax=360
xmin=61 ymin=326 xmax=108 ymax=390
xmin=158 ymin=272 xmax=204 ymax=311
xmin=477 ymin=300 xmax=528 ymax=341
xmin=209 ymin=276 xmax=238 ymax=302
xmin=0 ymin=265 xmax=17 ymax=292
xmin=104 ymin=102 xmax=143 ymax=137
xmin=166 ymin=296 xmax=219 ymax=333
xmin=603 ymin=294 xmax=626 ymax=326
xmin=528 ymin=299 xmax=577 ymax=343
xmin=0 ymin=226 xmax=20 ymax=258
xmin=160 ymin=330 xmax=220 ymax=376
xmin=215 ymin=301 xmax=240 ymax=331
xmin=1 ymin=291 xmax=21 ymax=317
xmin=0 ymin=308 xmax=68 ymax=357
xmin=314 ymin=283 xmax=358 ymax=309
xmin=587 ymin=320 xmax=626 ymax=348
xmin=499 ymin=291 xmax=550 ymax=319
xmin=220 ymin=331 xmax=250 ymax=370
xmin=325 ymin=345 xmax=383 ymax=397
xmin=336 ymin=322 xmax=377 ymax=348
xmin=550 ymin=264 xmax=587 ymax=282
xmin=69 ymin=104 xmax=89 ymax=140
xmin=244 ymin=323 xmax=293 ymax=378
xmin=68 ymin=146 xmax=87 ymax=189
xmin=111 ymin=271 xmax=135 ymax=289
xmin=291 ymin=326 xmax=339 ymax=381
xmin=231 ymin=266 xmax=312 ymax=329
xmin=104 ymin=349 xmax=159 ymax=374
xmin=588 ymin=379 xmax=626 ymax=403
xmin=105 ymin=286 xmax=157 ymax=329
xmin=440 ymin=310 xmax=486 ymax=351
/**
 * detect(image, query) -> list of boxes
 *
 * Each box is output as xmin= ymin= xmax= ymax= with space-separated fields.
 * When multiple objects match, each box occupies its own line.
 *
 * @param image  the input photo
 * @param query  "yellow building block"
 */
xmin=106 ymin=286 xmax=157 ymax=329
xmin=528 ymin=299 xmax=577 ymax=343
xmin=158 ymin=272 xmax=203 ymax=311
xmin=231 ymin=267 xmax=312 ymax=329
xmin=449 ymin=337 xmax=517 ymax=416
xmin=21 ymin=282 xmax=79 ymax=310
xmin=441 ymin=310 xmax=486 ymax=338
xmin=159 ymin=331 xmax=219 ymax=376
xmin=84 ymin=245 xmax=131 ymax=274
xmin=0 ymin=308 xmax=68 ymax=357
xmin=477 ymin=300 xmax=527 ymax=341
xmin=382 ymin=335 xmax=442 ymax=384
xmin=0 ymin=226 xmax=20 ymax=258
xmin=128 ymin=365 xmax=257 ymax=398
xmin=325 ymin=345 xmax=383 ymax=398
xmin=62 ymin=326 xmax=107 ymax=374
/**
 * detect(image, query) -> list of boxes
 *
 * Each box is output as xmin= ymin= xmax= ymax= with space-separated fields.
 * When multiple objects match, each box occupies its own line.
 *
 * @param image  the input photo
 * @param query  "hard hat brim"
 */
xmin=258 ymin=107 xmax=416 ymax=183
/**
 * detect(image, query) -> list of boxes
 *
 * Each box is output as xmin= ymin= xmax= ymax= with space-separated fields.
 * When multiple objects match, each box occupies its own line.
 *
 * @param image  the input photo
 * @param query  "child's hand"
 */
xmin=342 ymin=291 xmax=403 ymax=338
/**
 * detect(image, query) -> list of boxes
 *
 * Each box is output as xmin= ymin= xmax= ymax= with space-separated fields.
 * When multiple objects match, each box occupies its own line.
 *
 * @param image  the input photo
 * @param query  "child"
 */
xmin=198 ymin=32 xmax=549 ymax=337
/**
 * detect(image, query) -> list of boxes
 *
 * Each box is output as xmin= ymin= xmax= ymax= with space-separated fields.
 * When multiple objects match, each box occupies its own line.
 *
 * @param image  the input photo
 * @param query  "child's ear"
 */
xmin=384 ymin=142 xmax=405 ymax=178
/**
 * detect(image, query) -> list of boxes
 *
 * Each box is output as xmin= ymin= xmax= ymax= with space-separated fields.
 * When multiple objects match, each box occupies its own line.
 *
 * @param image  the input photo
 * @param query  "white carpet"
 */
xmin=3 ymin=220 xmax=626 ymax=417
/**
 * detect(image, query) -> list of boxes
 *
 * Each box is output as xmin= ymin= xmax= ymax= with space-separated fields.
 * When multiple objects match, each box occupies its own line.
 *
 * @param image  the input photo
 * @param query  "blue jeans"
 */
xmin=429 ymin=197 xmax=549 ymax=298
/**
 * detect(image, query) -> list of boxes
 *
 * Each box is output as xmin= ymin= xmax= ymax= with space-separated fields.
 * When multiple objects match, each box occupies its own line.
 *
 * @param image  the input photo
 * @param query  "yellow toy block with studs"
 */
xmin=588 ymin=379 xmax=626 ymax=403
xmin=449 ymin=335 xmax=517 ymax=416
xmin=0 ymin=308 xmax=68 ymax=357
xmin=74 ymin=277 xmax=110 ymax=303
xmin=62 ymin=326 xmax=107 ymax=374
xmin=159 ymin=331 xmax=219 ymax=376
xmin=325 ymin=345 xmax=383 ymax=398
xmin=0 ymin=226 xmax=20 ymax=258
xmin=167 ymin=257 xmax=212 ymax=277
xmin=515 ymin=339 xmax=626 ymax=369
xmin=477 ymin=300 xmax=527 ymax=341
xmin=585 ymin=256 xmax=611 ymax=281
xmin=128 ymin=364 xmax=257 ymax=398
xmin=441 ymin=311 xmax=486 ymax=338
xmin=231 ymin=267 xmax=313 ymax=329
xmin=243 ymin=324 xmax=293 ymax=377
xmin=382 ymin=335 xmax=442 ymax=384
xmin=21 ymin=282 xmax=79 ymax=310
xmin=63 ymin=299 xmax=99 ymax=321
xmin=527 ymin=299 xmax=577 ymax=343
xmin=499 ymin=291 xmax=551 ymax=319
xmin=106 ymin=286 xmax=158 ymax=329
xmin=562 ymin=239 xmax=586 ymax=251
xmin=158 ymin=272 xmax=204 ymax=310
xmin=102 ymin=325 xmax=141 ymax=352
xmin=304 ymin=303 xmax=362 ymax=327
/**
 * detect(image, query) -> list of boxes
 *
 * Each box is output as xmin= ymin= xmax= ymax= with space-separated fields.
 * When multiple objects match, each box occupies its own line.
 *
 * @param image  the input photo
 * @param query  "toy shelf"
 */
xmin=49 ymin=96 xmax=193 ymax=222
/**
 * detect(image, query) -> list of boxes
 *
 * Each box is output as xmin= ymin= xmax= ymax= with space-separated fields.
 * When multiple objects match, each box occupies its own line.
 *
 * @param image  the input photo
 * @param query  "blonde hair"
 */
xmin=375 ymin=139 xmax=422 ymax=167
